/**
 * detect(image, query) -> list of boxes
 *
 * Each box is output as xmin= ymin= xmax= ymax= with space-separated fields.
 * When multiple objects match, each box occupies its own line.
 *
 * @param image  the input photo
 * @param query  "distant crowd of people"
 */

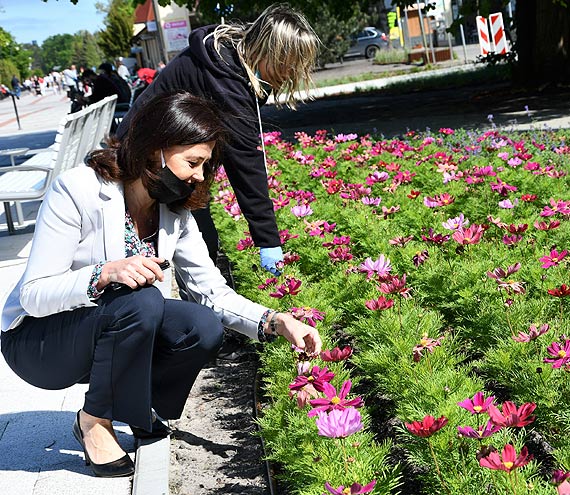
xmin=4 ymin=58 xmax=164 ymax=107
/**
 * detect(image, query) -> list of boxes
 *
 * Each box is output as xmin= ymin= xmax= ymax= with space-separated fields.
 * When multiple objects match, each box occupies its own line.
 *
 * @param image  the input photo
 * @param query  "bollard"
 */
xmin=10 ymin=93 xmax=22 ymax=130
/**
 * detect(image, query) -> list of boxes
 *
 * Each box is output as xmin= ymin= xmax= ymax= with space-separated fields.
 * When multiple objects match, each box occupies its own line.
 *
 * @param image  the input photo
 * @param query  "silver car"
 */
xmin=345 ymin=27 xmax=388 ymax=59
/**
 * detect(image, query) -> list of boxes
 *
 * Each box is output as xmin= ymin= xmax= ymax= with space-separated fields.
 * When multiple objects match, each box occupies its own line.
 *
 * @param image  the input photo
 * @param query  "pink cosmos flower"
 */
xmin=534 ymin=220 xmax=561 ymax=231
xmin=552 ymin=470 xmax=570 ymax=486
xmin=539 ymin=249 xmax=568 ymax=269
xmin=540 ymin=198 xmax=570 ymax=217
xmin=496 ymin=279 xmax=526 ymax=295
xmin=381 ymin=205 xmax=400 ymax=218
xmin=502 ymin=234 xmax=523 ymax=246
xmin=442 ymin=214 xmax=469 ymax=231
xmin=361 ymin=196 xmax=382 ymax=206
xmin=225 ymin=202 xmax=242 ymax=219
xmin=488 ymin=401 xmax=536 ymax=427
xmin=308 ymin=380 xmax=364 ymax=417
xmin=412 ymin=334 xmax=444 ymax=362
xmin=389 ymin=235 xmax=414 ymax=247
xmin=291 ymin=204 xmax=313 ymax=218
xmin=365 ymin=171 xmax=389 ymax=185
xmin=458 ymin=391 xmax=495 ymax=414
xmin=323 ymin=480 xmax=376 ymax=495
xmin=412 ymin=250 xmax=429 ymax=267
xmin=315 ymin=408 xmax=363 ymax=438
xmin=328 ymin=246 xmax=353 ymax=263
xmin=236 ymin=237 xmax=255 ymax=251
xmin=486 ymin=263 xmax=521 ymax=280
xmin=290 ymin=307 xmax=325 ymax=327
xmin=421 ymin=228 xmax=450 ymax=245
xmin=504 ymin=223 xmax=528 ymax=234
xmin=320 ymin=346 xmax=353 ymax=362
xmin=498 ymin=198 xmax=519 ymax=209
xmin=405 ymin=415 xmax=448 ymax=437
xmin=289 ymin=365 xmax=335 ymax=392
xmin=512 ymin=324 xmax=550 ymax=342
xmin=322 ymin=236 xmax=351 ymax=247
xmin=479 ymin=444 xmax=532 ymax=473
xmin=279 ymin=229 xmax=299 ymax=244
xmin=458 ymin=420 xmax=502 ymax=439
xmin=358 ymin=255 xmax=392 ymax=280
xmin=282 ymin=252 xmax=300 ymax=265
xmin=289 ymin=383 xmax=319 ymax=409
xmin=378 ymin=274 xmax=411 ymax=299
xmin=452 ymin=224 xmax=485 ymax=245
xmin=365 ymin=296 xmax=395 ymax=311
xmin=258 ymin=277 xmax=278 ymax=290
xmin=544 ymin=340 xmax=570 ymax=368
xmin=269 ymin=277 xmax=302 ymax=298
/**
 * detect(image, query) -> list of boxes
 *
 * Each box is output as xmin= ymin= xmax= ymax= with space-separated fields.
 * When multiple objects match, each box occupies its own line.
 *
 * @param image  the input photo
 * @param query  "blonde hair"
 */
xmin=213 ymin=3 xmax=319 ymax=108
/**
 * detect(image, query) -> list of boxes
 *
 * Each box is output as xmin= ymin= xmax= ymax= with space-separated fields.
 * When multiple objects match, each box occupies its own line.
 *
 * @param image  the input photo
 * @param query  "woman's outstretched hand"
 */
xmin=97 ymin=256 xmax=167 ymax=290
xmin=271 ymin=312 xmax=322 ymax=356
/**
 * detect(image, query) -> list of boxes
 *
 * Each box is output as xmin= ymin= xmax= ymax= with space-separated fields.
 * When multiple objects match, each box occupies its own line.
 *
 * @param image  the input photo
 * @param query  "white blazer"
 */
xmin=1 ymin=166 xmax=267 ymax=339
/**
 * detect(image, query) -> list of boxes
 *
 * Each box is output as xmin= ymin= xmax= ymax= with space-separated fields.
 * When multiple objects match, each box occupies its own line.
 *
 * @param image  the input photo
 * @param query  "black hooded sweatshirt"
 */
xmin=116 ymin=25 xmax=280 ymax=248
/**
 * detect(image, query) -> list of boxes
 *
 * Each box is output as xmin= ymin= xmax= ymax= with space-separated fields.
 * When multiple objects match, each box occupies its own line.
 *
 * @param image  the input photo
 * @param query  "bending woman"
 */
xmin=0 ymin=92 xmax=321 ymax=478
xmin=116 ymin=3 xmax=319 ymax=275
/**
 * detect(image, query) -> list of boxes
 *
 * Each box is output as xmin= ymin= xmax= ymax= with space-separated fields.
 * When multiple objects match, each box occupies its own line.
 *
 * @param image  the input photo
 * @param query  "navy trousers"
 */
xmin=0 ymin=286 xmax=224 ymax=430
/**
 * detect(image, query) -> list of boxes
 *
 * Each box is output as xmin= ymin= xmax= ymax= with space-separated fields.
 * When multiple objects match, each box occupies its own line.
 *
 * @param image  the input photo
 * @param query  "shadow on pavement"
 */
xmin=0 ymin=410 xmax=134 ymax=474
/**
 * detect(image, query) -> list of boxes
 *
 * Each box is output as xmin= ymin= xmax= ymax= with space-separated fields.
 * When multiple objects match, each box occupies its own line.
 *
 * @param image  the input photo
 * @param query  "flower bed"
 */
xmin=212 ymin=126 xmax=570 ymax=495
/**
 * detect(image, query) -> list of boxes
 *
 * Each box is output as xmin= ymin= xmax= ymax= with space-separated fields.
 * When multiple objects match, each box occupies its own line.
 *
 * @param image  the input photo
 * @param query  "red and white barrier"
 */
xmin=476 ymin=16 xmax=490 ymax=55
xmin=489 ymin=12 xmax=509 ymax=54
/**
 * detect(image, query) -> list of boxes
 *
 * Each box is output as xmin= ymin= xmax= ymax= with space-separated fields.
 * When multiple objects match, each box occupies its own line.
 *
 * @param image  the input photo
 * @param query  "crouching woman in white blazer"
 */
xmin=0 ymin=92 xmax=321 ymax=478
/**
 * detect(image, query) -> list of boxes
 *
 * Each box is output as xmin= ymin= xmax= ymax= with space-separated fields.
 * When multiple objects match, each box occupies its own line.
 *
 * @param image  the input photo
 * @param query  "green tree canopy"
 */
xmin=97 ymin=0 xmax=135 ymax=60
xmin=73 ymin=30 xmax=104 ymax=70
xmin=41 ymin=33 xmax=75 ymax=72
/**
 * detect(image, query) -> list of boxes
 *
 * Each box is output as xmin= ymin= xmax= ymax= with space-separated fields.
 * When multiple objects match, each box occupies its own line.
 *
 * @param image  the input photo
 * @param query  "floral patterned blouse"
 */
xmin=87 ymin=209 xmax=158 ymax=299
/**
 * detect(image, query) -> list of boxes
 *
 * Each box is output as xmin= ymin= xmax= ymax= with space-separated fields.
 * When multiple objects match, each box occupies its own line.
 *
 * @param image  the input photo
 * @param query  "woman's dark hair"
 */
xmin=87 ymin=91 xmax=226 ymax=210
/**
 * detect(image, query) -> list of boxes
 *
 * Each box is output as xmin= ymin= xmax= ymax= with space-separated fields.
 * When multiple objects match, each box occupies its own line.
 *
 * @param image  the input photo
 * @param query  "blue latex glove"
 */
xmin=260 ymin=246 xmax=283 ymax=276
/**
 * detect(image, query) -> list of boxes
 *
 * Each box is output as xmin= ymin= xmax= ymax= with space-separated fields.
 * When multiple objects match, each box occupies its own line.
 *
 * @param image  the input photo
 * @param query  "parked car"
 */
xmin=344 ymin=27 xmax=388 ymax=59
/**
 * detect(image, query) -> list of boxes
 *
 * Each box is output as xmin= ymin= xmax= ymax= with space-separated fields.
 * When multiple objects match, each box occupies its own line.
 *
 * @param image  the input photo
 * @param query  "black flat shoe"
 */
xmin=130 ymin=418 xmax=172 ymax=439
xmin=73 ymin=411 xmax=135 ymax=478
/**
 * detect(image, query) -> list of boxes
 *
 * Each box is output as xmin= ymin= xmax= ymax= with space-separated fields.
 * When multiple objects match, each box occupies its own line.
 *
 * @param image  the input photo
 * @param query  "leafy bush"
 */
xmin=213 ymin=125 xmax=570 ymax=494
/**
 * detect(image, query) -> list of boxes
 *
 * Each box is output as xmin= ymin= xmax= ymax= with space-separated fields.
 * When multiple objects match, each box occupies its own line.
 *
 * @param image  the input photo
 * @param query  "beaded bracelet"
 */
xmin=257 ymin=309 xmax=279 ymax=343
xmin=87 ymin=261 xmax=106 ymax=300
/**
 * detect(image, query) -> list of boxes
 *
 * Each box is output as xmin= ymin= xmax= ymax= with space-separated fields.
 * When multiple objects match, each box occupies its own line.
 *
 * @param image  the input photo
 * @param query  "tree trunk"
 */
xmin=533 ymin=1 xmax=570 ymax=82
xmin=515 ymin=0 xmax=570 ymax=84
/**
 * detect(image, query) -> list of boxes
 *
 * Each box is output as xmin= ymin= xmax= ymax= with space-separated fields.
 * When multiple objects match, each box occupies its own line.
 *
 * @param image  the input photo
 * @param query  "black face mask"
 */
xmin=148 ymin=151 xmax=196 ymax=204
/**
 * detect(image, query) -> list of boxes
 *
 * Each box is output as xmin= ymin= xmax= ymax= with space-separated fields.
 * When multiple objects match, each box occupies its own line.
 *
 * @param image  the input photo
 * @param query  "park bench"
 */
xmin=0 ymin=95 xmax=117 ymax=234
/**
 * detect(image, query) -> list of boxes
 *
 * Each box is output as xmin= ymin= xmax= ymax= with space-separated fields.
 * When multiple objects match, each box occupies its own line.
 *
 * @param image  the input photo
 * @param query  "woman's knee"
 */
xmin=102 ymin=285 xmax=165 ymax=335
xmin=163 ymin=302 xmax=223 ymax=353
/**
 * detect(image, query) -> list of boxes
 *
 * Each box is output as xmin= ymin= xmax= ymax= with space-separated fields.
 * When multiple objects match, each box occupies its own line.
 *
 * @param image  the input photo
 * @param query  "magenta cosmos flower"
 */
xmin=552 ymin=470 xmax=570 ymax=486
xmin=488 ymin=401 xmax=536 ymax=427
xmin=290 ymin=307 xmax=325 ymax=328
xmin=539 ymin=249 xmax=568 ymax=269
xmin=289 ymin=365 xmax=335 ymax=393
xmin=544 ymin=340 xmax=570 ymax=368
xmin=405 ymin=415 xmax=448 ymax=437
xmin=308 ymin=380 xmax=363 ymax=417
xmin=452 ymin=224 xmax=485 ymax=245
xmin=269 ymin=276 xmax=302 ymax=298
xmin=479 ymin=444 xmax=532 ymax=473
xmin=316 ymin=408 xmax=363 ymax=438
xmin=320 ymin=346 xmax=353 ymax=362
xmin=323 ymin=480 xmax=376 ymax=495
xmin=458 ymin=420 xmax=502 ymax=439
xmin=458 ymin=391 xmax=495 ymax=414
xmin=365 ymin=296 xmax=395 ymax=311
xmin=512 ymin=324 xmax=549 ymax=343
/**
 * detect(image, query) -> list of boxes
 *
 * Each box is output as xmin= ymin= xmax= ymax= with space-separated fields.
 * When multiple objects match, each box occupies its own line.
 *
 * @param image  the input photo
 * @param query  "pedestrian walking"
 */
xmin=116 ymin=3 xmax=319 ymax=276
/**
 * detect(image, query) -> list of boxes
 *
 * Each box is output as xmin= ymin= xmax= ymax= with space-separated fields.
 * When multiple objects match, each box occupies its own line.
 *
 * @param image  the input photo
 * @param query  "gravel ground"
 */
xmin=169 ymin=253 xmax=271 ymax=495
xmin=169 ymin=346 xmax=269 ymax=495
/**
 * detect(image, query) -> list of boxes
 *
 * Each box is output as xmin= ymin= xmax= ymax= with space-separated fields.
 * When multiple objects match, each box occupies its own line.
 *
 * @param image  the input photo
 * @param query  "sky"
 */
xmin=0 ymin=0 xmax=106 ymax=45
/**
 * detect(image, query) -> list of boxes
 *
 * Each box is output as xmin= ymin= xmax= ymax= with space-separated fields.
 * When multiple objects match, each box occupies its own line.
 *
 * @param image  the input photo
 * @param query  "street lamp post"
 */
xmin=10 ymin=93 xmax=22 ymax=131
